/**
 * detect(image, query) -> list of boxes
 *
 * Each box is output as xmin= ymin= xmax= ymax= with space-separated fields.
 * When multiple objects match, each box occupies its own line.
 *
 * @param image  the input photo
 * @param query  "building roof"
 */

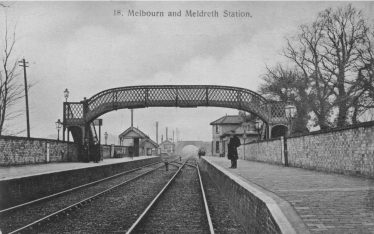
xmin=140 ymin=138 xmax=158 ymax=148
xmin=210 ymin=115 xmax=244 ymax=125
xmin=220 ymin=126 xmax=259 ymax=138
xmin=118 ymin=126 xmax=149 ymax=139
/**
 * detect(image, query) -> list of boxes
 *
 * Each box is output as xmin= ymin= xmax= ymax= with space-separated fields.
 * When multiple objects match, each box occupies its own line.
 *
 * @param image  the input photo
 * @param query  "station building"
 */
xmin=159 ymin=139 xmax=175 ymax=156
xmin=210 ymin=114 xmax=259 ymax=157
xmin=118 ymin=127 xmax=158 ymax=156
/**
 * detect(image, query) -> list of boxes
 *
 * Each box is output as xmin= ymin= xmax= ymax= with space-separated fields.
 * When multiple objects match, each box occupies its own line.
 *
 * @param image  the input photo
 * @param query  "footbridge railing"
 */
xmin=64 ymin=85 xmax=287 ymax=126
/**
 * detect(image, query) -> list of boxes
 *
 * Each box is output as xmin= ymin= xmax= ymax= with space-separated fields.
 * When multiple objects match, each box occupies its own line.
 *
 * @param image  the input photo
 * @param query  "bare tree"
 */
xmin=315 ymin=5 xmax=372 ymax=126
xmin=0 ymin=17 xmax=23 ymax=135
xmin=270 ymin=4 xmax=374 ymax=129
xmin=283 ymin=20 xmax=335 ymax=129
xmin=350 ymin=30 xmax=374 ymax=123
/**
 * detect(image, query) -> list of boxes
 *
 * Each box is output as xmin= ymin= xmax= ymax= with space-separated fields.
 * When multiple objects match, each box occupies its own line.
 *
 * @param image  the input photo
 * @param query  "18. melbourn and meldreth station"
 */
xmin=125 ymin=9 xmax=252 ymax=18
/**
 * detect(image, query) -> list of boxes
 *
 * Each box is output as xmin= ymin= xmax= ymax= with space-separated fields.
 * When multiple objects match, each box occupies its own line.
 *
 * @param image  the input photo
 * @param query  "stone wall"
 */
xmin=238 ymin=138 xmax=284 ymax=165
xmin=0 ymin=136 xmax=79 ymax=166
xmin=0 ymin=136 xmax=134 ymax=166
xmin=238 ymin=121 xmax=374 ymax=178
xmin=288 ymin=122 xmax=374 ymax=177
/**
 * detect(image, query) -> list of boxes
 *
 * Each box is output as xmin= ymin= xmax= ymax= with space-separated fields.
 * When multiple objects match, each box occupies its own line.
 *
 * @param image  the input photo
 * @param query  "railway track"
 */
xmin=2 ymin=156 xmax=245 ymax=233
xmin=126 ymin=158 xmax=215 ymax=234
xmin=0 ymin=159 xmax=177 ymax=234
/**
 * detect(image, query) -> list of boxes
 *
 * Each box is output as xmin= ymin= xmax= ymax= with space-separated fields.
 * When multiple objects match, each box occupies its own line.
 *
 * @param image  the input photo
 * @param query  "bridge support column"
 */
xmin=268 ymin=124 xmax=272 ymax=139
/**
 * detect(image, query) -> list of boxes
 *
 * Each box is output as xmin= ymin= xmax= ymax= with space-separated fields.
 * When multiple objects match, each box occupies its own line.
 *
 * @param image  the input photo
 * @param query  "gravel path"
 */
xmin=134 ymin=161 xmax=210 ymax=233
xmin=30 ymin=165 xmax=179 ymax=233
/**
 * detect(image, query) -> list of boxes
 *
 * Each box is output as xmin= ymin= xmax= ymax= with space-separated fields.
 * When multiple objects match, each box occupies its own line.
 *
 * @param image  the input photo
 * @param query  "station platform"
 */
xmin=0 ymin=156 xmax=156 ymax=181
xmin=202 ymin=156 xmax=374 ymax=233
xmin=0 ymin=156 xmax=161 ymax=209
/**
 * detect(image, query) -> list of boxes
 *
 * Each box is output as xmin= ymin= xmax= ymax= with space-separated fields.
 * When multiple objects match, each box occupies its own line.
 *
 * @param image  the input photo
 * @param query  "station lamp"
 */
xmin=255 ymin=119 xmax=263 ymax=140
xmin=55 ymin=119 xmax=62 ymax=141
xmin=64 ymin=88 xmax=69 ymax=102
xmin=104 ymin=132 xmax=108 ymax=145
xmin=285 ymin=103 xmax=297 ymax=135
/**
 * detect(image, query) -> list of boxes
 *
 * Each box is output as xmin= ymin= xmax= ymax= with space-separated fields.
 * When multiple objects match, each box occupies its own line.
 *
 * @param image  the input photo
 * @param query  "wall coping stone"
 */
xmin=0 ymin=135 xmax=77 ymax=145
xmin=288 ymin=120 xmax=374 ymax=139
xmin=203 ymin=158 xmax=310 ymax=234
xmin=0 ymin=135 xmax=125 ymax=148
xmin=242 ymin=137 xmax=282 ymax=145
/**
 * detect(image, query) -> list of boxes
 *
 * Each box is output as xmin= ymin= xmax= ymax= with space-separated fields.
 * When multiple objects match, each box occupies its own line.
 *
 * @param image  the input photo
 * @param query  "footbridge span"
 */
xmin=62 ymin=85 xmax=288 ymax=161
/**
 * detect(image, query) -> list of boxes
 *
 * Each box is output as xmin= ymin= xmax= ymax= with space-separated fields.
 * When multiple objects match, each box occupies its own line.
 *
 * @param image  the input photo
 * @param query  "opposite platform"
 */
xmin=0 ymin=156 xmax=161 ymax=209
xmin=203 ymin=156 xmax=374 ymax=234
xmin=0 ymin=156 xmax=156 ymax=180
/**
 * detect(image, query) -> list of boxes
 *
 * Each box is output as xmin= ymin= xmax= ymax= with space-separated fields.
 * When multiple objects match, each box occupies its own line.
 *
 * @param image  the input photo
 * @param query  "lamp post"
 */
xmin=255 ymin=119 xmax=263 ymax=141
xmin=284 ymin=103 xmax=296 ymax=167
xmin=84 ymin=137 xmax=90 ymax=162
xmin=55 ymin=119 xmax=62 ymax=141
xmin=104 ymin=132 xmax=108 ymax=145
xmin=64 ymin=88 xmax=69 ymax=102
xmin=63 ymin=88 xmax=69 ymax=141
xmin=285 ymin=103 xmax=297 ymax=135
xmin=242 ymin=128 xmax=247 ymax=159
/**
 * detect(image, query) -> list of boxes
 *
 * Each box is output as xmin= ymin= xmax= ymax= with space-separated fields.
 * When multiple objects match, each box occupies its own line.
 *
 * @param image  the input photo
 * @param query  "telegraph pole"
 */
xmin=19 ymin=58 xmax=30 ymax=138
xmin=131 ymin=109 xmax=133 ymax=128
xmin=156 ymin=121 xmax=159 ymax=144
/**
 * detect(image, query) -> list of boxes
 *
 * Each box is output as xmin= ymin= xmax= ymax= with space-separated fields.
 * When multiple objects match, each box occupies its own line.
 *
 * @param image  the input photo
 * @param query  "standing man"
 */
xmin=228 ymin=135 xmax=241 ymax=168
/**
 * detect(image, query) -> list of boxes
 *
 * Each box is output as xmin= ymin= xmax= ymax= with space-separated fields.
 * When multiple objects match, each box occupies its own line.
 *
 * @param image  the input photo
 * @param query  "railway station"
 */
xmin=1 ymin=2 xmax=374 ymax=233
xmin=1 ymin=144 xmax=374 ymax=233
xmin=1 ymin=85 xmax=374 ymax=233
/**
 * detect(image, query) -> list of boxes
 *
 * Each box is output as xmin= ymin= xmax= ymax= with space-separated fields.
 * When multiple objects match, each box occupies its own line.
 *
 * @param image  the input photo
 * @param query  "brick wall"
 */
xmin=288 ymin=122 xmax=374 ymax=177
xmin=0 ymin=136 xmax=79 ymax=166
xmin=238 ymin=138 xmax=284 ymax=165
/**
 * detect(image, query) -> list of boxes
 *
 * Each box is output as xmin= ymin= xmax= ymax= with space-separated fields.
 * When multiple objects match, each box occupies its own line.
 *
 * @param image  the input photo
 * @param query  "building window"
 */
xmin=215 ymin=125 xmax=219 ymax=134
xmin=215 ymin=141 xmax=220 ymax=153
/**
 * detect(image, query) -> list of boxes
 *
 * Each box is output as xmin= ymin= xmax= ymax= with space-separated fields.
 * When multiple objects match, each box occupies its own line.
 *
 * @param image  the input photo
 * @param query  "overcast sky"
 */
xmin=2 ymin=1 xmax=373 ymax=143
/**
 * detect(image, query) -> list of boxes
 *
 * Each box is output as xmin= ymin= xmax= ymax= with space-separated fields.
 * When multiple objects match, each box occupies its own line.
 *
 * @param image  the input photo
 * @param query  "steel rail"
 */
xmin=126 ymin=158 xmax=214 ymax=234
xmin=0 ymin=161 xmax=163 ymax=215
xmin=125 ymin=159 xmax=188 ymax=234
xmin=7 ymin=163 xmax=168 ymax=234
xmin=185 ymin=162 xmax=197 ymax=168
xmin=196 ymin=161 xmax=215 ymax=234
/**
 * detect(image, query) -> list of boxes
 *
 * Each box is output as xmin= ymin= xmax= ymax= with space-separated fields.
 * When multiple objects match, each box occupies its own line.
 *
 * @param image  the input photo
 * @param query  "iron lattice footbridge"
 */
xmin=63 ymin=85 xmax=288 ymax=144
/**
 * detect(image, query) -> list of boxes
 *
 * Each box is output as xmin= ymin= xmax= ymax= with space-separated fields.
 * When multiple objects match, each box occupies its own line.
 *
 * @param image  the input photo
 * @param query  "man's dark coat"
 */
xmin=228 ymin=135 xmax=241 ymax=160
